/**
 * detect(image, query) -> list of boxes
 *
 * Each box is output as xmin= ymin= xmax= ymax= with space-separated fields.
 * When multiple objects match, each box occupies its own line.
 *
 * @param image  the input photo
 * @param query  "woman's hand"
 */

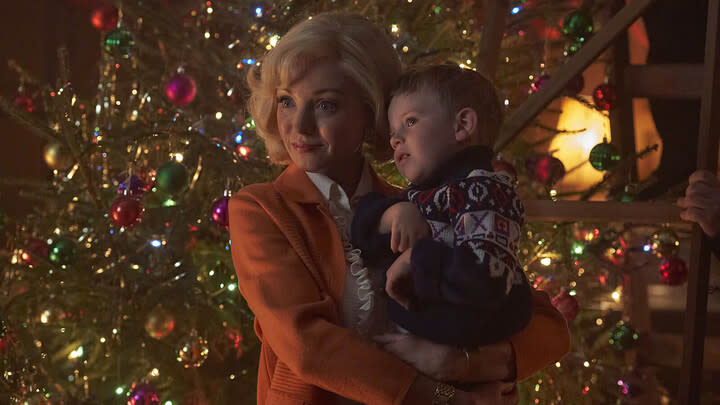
xmin=378 ymin=202 xmax=430 ymax=252
xmin=401 ymin=374 xmax=517 ymax=405
xmin=678 ymin=170 xmax=720 ymax=237
xmin=374 ymin=332 xmax=461 ymax=381
xmin=373 ymin=333 xmax=515 ymax=382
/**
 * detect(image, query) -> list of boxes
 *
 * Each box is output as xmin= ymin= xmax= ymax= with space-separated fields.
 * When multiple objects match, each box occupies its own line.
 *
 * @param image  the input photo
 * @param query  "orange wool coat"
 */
xmin=228 ymin=163 xmax=570 ymax=405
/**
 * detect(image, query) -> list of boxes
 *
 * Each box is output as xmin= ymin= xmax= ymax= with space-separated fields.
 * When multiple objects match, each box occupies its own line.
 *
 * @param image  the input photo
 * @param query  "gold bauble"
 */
xmin=144 ymin=305 xmax=175 ymax=339
xmin=43 ymin=142 xmax=73 ymax=171
xmin=176 ymin=331 xmax=209 ymax=368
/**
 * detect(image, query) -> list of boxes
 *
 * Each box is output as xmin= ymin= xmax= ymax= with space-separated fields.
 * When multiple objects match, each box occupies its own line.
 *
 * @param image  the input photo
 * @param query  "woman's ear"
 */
xmin=454 ymin=107 xmax=478 ymax=143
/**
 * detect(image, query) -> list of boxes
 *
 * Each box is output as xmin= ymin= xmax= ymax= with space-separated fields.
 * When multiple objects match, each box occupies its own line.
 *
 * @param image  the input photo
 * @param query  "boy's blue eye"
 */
xmin=277 ymin=96 xmax=294 ymax=108
xmin=406 ymin=117 xmax=417 ymax=127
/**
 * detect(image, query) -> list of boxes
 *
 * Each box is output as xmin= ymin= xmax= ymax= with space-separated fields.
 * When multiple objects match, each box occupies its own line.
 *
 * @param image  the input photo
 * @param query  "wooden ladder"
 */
xmin=481 ymin=0 xmax=720 ymax=403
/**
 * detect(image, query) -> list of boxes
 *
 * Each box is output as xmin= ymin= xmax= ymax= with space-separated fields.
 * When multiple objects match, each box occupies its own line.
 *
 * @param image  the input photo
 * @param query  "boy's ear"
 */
xmin=454 ymin=107 xmax=478 ymax=143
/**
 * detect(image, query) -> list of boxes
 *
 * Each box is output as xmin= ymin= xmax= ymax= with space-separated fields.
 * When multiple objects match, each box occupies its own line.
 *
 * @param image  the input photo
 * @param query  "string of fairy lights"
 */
xmin=0 ymin=1 xmax=707 ymax=404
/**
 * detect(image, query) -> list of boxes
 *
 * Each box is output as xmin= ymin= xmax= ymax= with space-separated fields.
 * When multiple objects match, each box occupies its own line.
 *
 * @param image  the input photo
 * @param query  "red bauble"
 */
xmin=164 ymin=73 xmax=197 ymax=106
xmin=491 ymin=158 xmax=518 ymax=182
xmin=552 ymin=290 xmax=579 ymax=322
xmin=110 ymin=196 xmax=144 ymax=227
xmin=593 ymin=83 xmax=617 ymax=110
xmin=21 ymin=238 xmax=49 ymax=265
xmin=659 ymin=256 xmax=689 ymax=286
xmin=533 ymin=155 xmax=565 ymax=185
xmin=14 ymin=94 xmax=34 ymax=113
xmin=91 ymin=4 xmax=119 ymax=32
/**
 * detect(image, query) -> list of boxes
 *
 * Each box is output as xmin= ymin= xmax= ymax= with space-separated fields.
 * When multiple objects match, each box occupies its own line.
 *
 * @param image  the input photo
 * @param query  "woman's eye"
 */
xmin=277 ymin=96 xmax=294 ymax=109
xmin=406 ymin=117 xmax=417 ymax=127
xmin=317 ymin=100 xmax=337 ymax=112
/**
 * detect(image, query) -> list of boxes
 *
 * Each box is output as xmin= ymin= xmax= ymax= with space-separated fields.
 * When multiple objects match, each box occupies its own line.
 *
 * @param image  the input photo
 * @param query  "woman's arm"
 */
xmin=229 ymin=190 xmax=419 ymax=405
xmin=510 ymin=289 xmax=570 ymax=380
xmin=376 ymin=289 xmax=570 ymax=383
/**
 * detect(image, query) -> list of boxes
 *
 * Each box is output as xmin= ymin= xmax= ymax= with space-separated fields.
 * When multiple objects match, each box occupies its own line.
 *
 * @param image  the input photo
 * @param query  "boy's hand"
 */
xmin=386 ymin=248 xmax=415 ymax=310
xmin=378 ymin=202 xmax=430 ymax=253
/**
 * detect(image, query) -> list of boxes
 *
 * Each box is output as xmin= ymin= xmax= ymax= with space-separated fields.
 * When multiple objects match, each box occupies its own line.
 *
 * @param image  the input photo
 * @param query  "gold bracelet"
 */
xmin=432 ymin=382 xmax=456 ymax=405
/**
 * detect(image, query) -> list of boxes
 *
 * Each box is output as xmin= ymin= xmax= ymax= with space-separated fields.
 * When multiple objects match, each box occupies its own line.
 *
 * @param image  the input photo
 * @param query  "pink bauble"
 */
xmin=210 ymin=196 xmax=230 ymax=227
xmin=164 ymin=73 xmax=197 ymax=106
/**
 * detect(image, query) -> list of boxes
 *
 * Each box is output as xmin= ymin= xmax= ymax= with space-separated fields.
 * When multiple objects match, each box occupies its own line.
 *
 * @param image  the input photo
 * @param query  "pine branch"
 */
xmin=0 ymin=97 xmax=60 ymax=142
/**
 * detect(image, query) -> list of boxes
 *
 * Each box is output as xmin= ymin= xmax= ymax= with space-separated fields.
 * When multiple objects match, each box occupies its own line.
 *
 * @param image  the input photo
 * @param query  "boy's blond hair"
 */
xmin=390 ymin=64 xmax=502 ymax=146
xmin=246 ymin=13 xmax=402 ymax=163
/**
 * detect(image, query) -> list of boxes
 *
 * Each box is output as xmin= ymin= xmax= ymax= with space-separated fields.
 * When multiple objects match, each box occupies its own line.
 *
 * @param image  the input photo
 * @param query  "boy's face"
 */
xmin=388 ymin=89 xmax=463 ymax=184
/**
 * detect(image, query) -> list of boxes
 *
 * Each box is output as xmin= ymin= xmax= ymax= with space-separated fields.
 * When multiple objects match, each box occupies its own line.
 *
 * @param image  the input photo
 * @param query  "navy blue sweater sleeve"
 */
xmin=409 ymin=176 xmax=528 ymax=313
xmin=351 ymin=192 xmax=405 ymax=267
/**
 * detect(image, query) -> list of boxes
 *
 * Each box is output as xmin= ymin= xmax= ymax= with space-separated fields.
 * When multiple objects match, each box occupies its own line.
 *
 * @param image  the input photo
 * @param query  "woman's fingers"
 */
xmin=680 ymin=207 xmax=703 ymax=223
xmin=689 ymin=170 xmax=718 ymax=185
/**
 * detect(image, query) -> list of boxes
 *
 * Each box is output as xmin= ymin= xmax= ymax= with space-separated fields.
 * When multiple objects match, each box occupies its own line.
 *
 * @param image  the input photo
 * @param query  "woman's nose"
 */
xmin=296 ymin=105 xmax=315 ymax=136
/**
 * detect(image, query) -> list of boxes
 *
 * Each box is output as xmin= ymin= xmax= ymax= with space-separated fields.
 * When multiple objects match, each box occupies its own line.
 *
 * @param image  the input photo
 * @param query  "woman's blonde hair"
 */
xmin=246 ymin=13 xmax=401 ymax=164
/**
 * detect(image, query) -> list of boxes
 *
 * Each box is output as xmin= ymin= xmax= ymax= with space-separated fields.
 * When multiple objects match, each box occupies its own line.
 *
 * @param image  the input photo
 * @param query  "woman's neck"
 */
xmin=330 ymin=155 xmax=364 ymax=198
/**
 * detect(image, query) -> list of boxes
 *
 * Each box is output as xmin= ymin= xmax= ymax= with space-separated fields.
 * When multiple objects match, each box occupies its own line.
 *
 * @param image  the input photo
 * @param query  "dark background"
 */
xmin=1 ymin=0 xmax=102 ymax=217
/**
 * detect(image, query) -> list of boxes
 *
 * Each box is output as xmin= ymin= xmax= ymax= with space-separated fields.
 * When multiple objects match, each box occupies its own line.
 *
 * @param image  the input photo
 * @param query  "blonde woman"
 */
xmin=229 ymin=13 xmax=570 ymax=405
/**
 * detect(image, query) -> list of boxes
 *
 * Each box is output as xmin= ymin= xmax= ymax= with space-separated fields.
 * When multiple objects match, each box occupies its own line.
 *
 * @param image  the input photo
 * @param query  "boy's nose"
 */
xmin=390 ymin=134 xmax=402 ymax=150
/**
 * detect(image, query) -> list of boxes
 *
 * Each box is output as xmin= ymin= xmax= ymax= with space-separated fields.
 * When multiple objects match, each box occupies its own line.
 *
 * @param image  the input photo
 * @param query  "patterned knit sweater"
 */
xmin=351 ymin=146 xmax=532 ymax=347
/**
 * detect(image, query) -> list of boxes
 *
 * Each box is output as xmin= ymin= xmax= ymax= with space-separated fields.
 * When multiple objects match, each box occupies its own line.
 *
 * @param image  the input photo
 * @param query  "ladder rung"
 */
xmin=524 ymin=200 xmax=682 ymax=223
xmin=624 ymin=64 xmax=703 ymax=99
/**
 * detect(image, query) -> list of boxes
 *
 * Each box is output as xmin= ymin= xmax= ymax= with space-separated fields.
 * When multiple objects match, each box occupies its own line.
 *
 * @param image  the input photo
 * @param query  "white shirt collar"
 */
xmin=306 ymin=163 xmax=374 ymax=211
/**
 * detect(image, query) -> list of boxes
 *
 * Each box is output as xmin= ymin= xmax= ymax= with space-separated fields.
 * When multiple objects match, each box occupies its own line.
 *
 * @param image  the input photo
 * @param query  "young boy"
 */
xmin=351 ymin=65 xmax=532 ymax=349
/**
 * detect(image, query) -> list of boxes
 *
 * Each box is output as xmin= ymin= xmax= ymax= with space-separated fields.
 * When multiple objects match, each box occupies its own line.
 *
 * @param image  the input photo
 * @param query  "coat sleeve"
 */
xmin=510 ymin=289 xmax=571 ymax=380
xmin=228 ymin=190 xmax=417 ymax=405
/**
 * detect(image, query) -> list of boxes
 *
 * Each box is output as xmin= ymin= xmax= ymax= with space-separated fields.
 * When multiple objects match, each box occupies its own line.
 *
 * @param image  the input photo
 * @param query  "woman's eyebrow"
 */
xmin=312 ymin=88 xmax=343 ymax=95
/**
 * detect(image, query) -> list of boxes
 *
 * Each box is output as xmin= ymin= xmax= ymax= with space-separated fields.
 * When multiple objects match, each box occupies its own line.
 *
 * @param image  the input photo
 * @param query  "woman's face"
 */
xmin=275 ymin=60 xmax=368 ymax=180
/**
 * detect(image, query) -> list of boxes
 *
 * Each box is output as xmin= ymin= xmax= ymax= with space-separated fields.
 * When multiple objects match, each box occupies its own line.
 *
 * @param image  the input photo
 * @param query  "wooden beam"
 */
xmin=494 ymin=0 xmax=657 ymax=152
xmin=523 ymin=200 xmax=682 ymax=223
xmin=610 ymin=0 xmax=639 ymax=182
xmin=624 ymin=64 xmax=704 ymax=99
xmin=679 ymin=0 xmax=720 ymax=403
xmin=476 ymin=0 xmax=509 ymax=80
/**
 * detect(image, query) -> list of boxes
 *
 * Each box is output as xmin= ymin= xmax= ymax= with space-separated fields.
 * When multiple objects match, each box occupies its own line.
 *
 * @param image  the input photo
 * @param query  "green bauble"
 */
xmin=48 ymin=237 xmax=77 ymax=266
xmin=609 ymin=322 xmax=639 ymax=351
xmin=156 ymin=161 xmax=188 ymax=195
xmin=563 ymin=41 xmax=583 ymax=57
xmin=589 ymin=140 xmax=620 ymax=171
xmin=104 ymin=28 xmax=135 ymax=57
xmin=562 ymin=10 xmax=594 ymax=42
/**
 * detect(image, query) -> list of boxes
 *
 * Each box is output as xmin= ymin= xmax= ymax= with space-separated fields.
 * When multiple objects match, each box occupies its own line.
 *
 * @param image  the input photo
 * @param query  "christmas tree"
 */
xmin=0 ymin=0 xmax=693 ymax=403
